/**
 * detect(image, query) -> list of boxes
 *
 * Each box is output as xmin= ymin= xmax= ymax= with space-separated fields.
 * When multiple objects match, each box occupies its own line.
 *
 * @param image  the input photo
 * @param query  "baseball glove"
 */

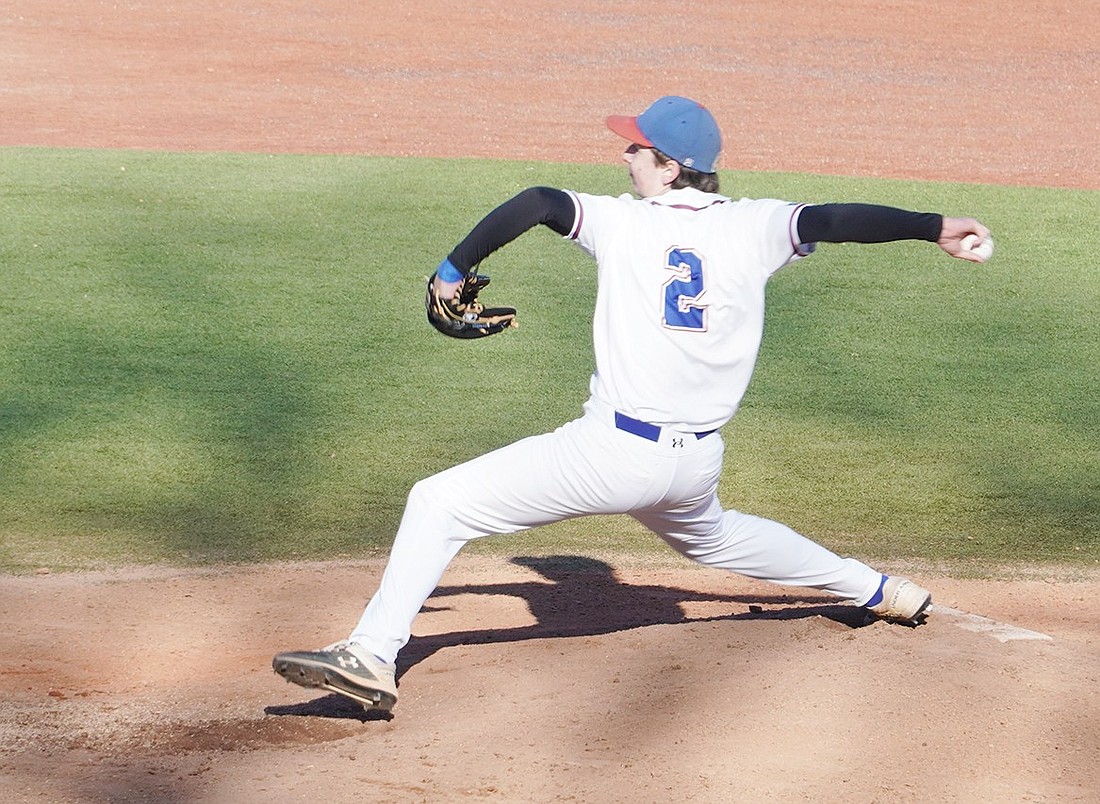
xmin=425 ymin=272 xmax=517 ymax=339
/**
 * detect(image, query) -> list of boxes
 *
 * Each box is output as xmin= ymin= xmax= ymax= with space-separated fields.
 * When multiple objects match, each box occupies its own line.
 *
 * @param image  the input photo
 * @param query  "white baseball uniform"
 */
xmin=350 ymin=186 xmax=884 ymax=664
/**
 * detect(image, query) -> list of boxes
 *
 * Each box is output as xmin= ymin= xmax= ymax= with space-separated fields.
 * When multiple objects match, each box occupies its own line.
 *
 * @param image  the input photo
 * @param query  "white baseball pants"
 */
xmin=351 ymin=397 xmax=884 ymax=664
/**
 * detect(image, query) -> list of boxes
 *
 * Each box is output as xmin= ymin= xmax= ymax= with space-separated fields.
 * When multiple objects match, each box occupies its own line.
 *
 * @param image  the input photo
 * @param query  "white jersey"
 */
xmin=565 ymin=187 xmax=808 ymax=432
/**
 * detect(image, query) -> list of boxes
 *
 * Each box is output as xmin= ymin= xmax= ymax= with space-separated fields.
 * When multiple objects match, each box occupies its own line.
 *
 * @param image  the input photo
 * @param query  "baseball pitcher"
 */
xmin=274 ymin=96 xmax=993 ymax=712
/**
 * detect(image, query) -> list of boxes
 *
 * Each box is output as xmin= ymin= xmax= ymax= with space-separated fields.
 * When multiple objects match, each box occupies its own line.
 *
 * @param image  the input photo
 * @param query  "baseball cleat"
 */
xmin=867 ymin=576 xmax=932 ymax=626
xmin=273 ymin=641 xmax=398 ymax=711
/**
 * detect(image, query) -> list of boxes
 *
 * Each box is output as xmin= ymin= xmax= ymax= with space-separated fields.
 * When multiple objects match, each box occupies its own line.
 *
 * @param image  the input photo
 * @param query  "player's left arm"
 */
xmin=432 ymin=187 xmax=576 ymax=297
xmin=796 ymin=203 xmax=991 ymax=263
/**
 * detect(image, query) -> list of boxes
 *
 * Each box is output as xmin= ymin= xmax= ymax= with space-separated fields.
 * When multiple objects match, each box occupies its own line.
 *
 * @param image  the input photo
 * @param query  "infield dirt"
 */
xmin=2 ymin=2 xmax=1098 ymax=801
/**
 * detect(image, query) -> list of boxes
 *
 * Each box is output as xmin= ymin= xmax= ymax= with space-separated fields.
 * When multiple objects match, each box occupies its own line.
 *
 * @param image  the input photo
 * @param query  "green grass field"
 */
xmin=1 ymin=148 xmax=1097 ymax=573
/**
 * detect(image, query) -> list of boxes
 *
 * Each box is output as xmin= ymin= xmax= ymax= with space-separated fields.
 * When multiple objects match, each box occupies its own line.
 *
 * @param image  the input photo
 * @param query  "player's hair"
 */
xmin=654 ymin=149 xmax=720 ymax=193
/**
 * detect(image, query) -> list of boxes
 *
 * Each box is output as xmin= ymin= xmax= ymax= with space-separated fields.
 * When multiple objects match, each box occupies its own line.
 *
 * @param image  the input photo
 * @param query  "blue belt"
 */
xmin=614 ymin=411 xmax=716 ymax=442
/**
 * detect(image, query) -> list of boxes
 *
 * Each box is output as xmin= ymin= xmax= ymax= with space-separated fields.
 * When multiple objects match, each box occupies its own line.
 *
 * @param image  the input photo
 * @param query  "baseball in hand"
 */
xmin=961 ymin=233 xmax=994 ymax=262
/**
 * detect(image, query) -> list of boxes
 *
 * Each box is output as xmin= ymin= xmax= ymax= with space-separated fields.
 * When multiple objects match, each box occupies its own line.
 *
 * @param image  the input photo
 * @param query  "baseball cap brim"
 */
xmin=606 ymin=115 xmax=654 ymax=147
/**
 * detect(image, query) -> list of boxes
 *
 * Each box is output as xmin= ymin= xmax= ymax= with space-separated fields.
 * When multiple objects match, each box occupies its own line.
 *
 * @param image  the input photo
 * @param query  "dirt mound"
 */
xmin=2 ymin=559 xmax=1097 ymax=801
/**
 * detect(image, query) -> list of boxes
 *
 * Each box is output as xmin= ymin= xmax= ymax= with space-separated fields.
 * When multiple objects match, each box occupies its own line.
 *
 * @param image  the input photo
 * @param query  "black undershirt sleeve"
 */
xmin=447 ymin=186 xmax=576 ymax=273
xmin=797 ymin=203 xmax=943 ymax=245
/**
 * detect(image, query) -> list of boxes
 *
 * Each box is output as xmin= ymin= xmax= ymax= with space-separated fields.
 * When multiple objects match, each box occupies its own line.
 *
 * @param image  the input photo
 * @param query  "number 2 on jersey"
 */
xmin=662 ymin=247 xmax=707 ymax=331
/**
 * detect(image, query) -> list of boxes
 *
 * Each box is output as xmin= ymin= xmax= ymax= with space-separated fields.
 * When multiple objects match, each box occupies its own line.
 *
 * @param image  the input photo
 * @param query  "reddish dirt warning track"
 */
xmin=3 ymin=1 xmax=1098 ymax=188
xmin=1 ymin=1 xmax=1098 ymax=801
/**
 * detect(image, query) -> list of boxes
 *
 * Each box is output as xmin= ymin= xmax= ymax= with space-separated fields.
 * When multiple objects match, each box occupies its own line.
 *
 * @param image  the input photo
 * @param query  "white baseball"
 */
xmin=961 ymin=233 xmax=994 ymax=262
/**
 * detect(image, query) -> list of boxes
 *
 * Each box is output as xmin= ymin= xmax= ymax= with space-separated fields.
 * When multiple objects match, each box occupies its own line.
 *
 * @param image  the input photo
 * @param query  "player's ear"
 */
xmin=663 ymin=159 xmax=681 ymax=187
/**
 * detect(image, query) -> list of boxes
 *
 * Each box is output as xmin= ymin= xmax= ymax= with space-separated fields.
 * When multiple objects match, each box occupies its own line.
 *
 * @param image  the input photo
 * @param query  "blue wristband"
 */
xmin=436 ymin=258 xmax=465 ymax=283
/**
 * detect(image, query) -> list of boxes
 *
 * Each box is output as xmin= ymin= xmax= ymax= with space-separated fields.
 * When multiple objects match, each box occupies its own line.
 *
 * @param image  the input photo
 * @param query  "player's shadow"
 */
xmin=267 ymin=554 xmax=873 ymax=721
xmin=396 ymin=554 xmax=872 ymax=678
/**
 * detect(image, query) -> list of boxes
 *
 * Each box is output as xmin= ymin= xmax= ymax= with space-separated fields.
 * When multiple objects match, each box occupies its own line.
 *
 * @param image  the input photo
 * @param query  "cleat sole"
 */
xmin=273 ymin=657 xmax=397 ymax=712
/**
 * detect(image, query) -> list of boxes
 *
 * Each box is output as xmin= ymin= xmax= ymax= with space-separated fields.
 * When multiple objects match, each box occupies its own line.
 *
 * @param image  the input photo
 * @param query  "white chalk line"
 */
xmin=929 ymin=604 xmax=1053 ymax=643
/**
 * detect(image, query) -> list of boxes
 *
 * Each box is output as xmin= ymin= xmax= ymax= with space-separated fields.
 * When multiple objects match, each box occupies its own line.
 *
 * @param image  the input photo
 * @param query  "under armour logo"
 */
xmin=672 ymin=438 xmax=684 ymax=448
xmin=337 ymin=655 xmax=360 ymax=669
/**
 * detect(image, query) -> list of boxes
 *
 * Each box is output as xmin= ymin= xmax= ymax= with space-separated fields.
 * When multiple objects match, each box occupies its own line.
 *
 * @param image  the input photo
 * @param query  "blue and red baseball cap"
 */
xmin=606 ymin=96 xmax=722 ymax=173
